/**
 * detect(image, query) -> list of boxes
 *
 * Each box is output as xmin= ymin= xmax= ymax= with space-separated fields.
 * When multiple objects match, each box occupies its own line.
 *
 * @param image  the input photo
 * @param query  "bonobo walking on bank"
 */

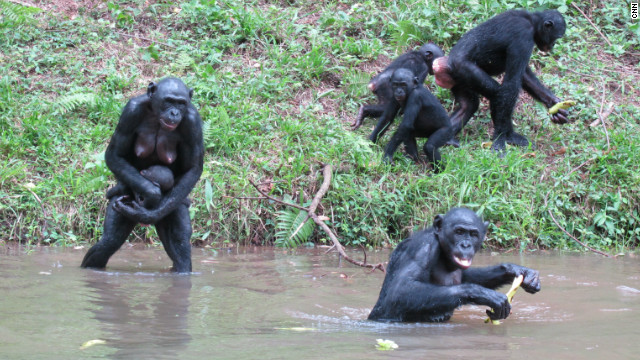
xmin=380 ymin=68 xmax=452 ymax=172
xmin=81 ymin=77 xmax=204 ymax=273
xmin=432 ymin=10 xmax=568 ymax=151
xmin=352 ymin=43 xmax=445 ymax=143
xmin=368 ymin=208 xmax=540 ymax=322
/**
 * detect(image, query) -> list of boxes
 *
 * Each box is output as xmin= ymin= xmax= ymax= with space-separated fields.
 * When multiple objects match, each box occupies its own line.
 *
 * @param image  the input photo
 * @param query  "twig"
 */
xmin=597 ymin=82 xmax=611 ymax=151
xmin=571 ymin=3 xmax=612 ymax=48
xmin=544 ymin=192 xmax=611 ymax=257
xmin=247 ymin=166 xmax=385 ymax=272
xmin=116 ymin=32 xmax=175 ymax=48
xmin=6 ymin=0 xmax=40 ymax=9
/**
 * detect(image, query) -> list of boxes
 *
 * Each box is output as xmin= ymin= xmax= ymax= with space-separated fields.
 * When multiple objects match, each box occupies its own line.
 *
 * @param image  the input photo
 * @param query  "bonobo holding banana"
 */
xmin=431 ymin=9 xmax=571 ymax=151
xmin=81 ymin=77 xmax=203 ymax=273
xmin=369 ymin=207 xmax=540 ymax=323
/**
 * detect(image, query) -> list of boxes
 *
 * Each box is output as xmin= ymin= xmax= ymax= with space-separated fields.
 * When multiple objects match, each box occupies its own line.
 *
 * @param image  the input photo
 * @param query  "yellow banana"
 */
xmin=548 ymin=100 xmax=576 ymax=115
xmin=484 ymin=274 xmax=524 ymax=325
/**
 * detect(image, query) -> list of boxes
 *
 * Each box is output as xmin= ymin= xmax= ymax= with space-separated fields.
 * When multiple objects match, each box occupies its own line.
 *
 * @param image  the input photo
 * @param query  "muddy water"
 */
xmin=0 ymin=246 xmax=638 ymax=360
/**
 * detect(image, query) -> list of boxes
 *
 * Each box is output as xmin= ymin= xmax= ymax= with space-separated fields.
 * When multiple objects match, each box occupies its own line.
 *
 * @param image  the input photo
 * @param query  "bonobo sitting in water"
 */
xmin=81 ymin=77 xmax=203 ymax=273
xmin=368 ymin=207 xmax=540 ymax=322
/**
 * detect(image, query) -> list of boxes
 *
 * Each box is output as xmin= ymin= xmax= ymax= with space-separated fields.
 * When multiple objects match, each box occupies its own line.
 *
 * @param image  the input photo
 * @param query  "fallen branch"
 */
xmin=572 ymin=3 xmax=612 ymax=48
xmin=544 ymin=192 xmax=611 ymax=257
xmin=249 ymin=165 xmax=386 ymax=272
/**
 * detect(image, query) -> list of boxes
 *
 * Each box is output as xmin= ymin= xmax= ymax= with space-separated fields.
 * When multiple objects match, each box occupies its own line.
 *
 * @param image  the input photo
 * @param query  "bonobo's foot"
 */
xmin=505 ymin=131 xmax=531 ymax=148
xmin=445 ymin=137 xmax=460 ymax=148
xmin=351 ymin=106 xmax=365 ymax=130
xmin=81 ymin=246 xmax=109 ymax=269
xmin=491 ymin=131 xmax=530 ymax=155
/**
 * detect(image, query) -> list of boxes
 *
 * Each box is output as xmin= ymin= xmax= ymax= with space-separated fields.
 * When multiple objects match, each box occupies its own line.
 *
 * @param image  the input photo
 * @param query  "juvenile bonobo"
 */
xmin=368 ymin=208 xmax=540 ymax=323
xmin=352 ymin=43 xmax=445 ymax=143
xmin=106 ymin=165 xmax=175 ymax=208
xmin=433 ymin=10 xmax=568 ymax=151
xmin=81 ymin=77 xmax=204 ymax=273
xmin=381 ymin=68 xmax=452 ymax=172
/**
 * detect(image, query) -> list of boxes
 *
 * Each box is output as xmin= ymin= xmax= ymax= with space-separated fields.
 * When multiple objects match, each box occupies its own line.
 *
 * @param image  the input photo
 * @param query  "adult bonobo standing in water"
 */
xmin=368 ymin=208 xmax=540 ymax=322
xmin=82 ymin=77 xmax=204 ymax=273
xmin=352 ymin=43 xmax=445 ymax=142
xmin=381 ymin=68 xmax=452 ymax=172
xmin=432 ymin=10 xmax=568 ymax=151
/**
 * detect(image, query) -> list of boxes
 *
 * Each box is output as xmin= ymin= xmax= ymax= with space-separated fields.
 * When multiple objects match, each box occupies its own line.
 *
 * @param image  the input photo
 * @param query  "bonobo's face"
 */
xmin=435 ymin=208 xmax=488 ymax=270
xmin=391 ymin=69 xmax=418 ymax=104
xmin=418 ymin=43 xmax=445 ymax=75
xmin=534 ymin=10 xmax=566 ymax=53
xmin=148 ymin=78 xmax=193 ymax=131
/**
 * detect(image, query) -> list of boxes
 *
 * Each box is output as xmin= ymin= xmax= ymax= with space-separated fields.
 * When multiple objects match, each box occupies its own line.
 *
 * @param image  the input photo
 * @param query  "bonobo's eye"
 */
xmin=455 ymin=228 xmax=465 ymax=236
xmin=470 ymin=230 xmax=479 ymax=237
xmin=544 ymin=20 xmax=554 ymax=28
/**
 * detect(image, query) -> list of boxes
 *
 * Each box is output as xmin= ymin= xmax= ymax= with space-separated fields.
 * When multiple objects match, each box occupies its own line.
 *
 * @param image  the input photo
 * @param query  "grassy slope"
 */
xmin=0 ymin=0 xmax=638 ymax=252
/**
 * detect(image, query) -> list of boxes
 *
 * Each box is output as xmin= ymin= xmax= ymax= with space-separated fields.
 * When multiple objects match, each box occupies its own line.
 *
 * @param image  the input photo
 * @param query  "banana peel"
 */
xmin=548 ymin=100 xmax=576 ymax=115
xmin=484 ymin=274 xmax=524 ymax=325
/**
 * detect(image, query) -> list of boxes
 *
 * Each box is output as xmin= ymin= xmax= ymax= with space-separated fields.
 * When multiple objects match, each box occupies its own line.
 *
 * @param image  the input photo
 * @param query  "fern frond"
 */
xmin=274 ymin=209 xmax=315 ymax=248
xmin=0 ymin=0 xmax=41 ymax=27
xmin=53 ymin=93 xmax=99 ymax=115
xmin=173 ymin=52 xmax=195 ymax=73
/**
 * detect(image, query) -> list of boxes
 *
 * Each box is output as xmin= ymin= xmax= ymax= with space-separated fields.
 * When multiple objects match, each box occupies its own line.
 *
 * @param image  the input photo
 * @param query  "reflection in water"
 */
xmin=84 ymin=271 xmax=192 ymax=359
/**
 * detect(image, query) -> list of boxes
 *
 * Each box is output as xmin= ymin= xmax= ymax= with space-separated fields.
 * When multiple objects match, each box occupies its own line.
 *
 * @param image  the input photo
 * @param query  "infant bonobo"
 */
xmin=368 ymin=207 xmax=540 ymax=322
xmin=106 ymin=165 xmax=175 ymax=208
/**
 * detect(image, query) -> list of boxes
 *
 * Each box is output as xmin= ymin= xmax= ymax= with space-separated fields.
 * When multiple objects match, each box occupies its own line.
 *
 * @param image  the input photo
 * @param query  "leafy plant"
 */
xmin=274 ymin=209 xmax=315 ymax=248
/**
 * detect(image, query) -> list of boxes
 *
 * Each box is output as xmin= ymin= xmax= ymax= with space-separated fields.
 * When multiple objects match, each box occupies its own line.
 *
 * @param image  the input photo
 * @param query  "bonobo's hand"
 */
xmin=484 ymin=290 xmax=511 ymax=321
xmin=139 ymin=181 xmax=162 ymax=205
xmin=503 ymin=263 xmax=541 ymax=294
xmin=113 ymin=196 xmax=159 ymax=224
xmin=550 ymin=108 xmax=569 ymax=124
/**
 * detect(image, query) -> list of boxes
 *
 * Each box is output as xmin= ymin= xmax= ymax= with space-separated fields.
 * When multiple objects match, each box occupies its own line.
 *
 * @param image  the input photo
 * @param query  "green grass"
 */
xmin=0 ymin=0 xmax=638 ymax=253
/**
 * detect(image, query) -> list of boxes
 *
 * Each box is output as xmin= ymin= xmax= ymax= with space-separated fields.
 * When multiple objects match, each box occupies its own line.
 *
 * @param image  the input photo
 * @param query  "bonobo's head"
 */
xmin=140 ymin=165 xmax=174 ymax=191
xmin=534 ymin=10 xmax=566 ymax=53
xmin=147 ymin=77 xmax=193 ymax=131
xmin=434 ymin=207 xmax=489 ymax=270
xmin=418 ymin=43 xmax=445 ymax=75
xmin=391 ymin=68 xmax=418 ymax=104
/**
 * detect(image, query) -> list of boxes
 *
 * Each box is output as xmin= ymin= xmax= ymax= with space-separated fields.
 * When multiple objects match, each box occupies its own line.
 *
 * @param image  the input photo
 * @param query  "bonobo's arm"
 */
xmin=382 ymin=94 xmax=421 ymax=162
xmin=462 ymin=263 xmax=541 ymax=294
xmin=106 ymin=96 xmax=161 ymax=201
xmin=522 ymin=66 xmax=569 ymax=124
xmin=369 ymin=100 xmax=400 ymax=143
xmin=115 ymin=107 xmax=204 ymax=224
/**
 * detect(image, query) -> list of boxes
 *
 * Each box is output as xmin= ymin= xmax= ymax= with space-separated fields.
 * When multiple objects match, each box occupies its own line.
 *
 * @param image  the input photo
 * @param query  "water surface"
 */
xmin=0 ymin=245 xmax=638 ymax=359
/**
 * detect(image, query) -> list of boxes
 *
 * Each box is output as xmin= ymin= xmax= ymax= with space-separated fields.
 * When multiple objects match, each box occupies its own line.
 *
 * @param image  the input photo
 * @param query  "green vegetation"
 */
xmin=0 ymin=0 xmax=638 ymax=253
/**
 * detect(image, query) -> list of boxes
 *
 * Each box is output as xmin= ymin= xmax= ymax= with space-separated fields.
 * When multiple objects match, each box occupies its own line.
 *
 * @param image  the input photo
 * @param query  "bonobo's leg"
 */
xmin=424 ymin=126 xmax=453 ymax=172
xmin=403 ymin=137 xmax=420 ymax=162
xmin=81 ymin=198 xmax=136 ymax=269
xmin=155 ymin=202 xmax=192 ymax=273
xmin=369 ymin=102 xmax=400 ymax=143
xmin=353 ymin=104 xmax=386 ymax=129
xmin=447 ymin=86 xmax=479 ymax=147
xmin=490 ymin=84 xmax=529 ymax=152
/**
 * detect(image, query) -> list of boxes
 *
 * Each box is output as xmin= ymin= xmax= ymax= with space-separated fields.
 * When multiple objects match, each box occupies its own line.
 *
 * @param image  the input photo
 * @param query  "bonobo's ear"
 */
xmin=413 ymin=77 xmax=419 ymax=86
xmin=483 ymin=221 xmax=490 ymax=231
xmin=147 ymin=82 xmax=157 ymax=98
xmin=189 ymin=88 xmax=194 ymax=99
xmin=433 ymin=214 xmax=444 ymax=231
xmin=425 ymin=50 xmax=433 ymax=60
xmin=544 ymin=20 xmax=554 ymax=28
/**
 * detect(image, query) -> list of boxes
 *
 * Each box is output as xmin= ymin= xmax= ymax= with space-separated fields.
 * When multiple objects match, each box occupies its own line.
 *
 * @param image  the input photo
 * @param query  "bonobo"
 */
xmin=368 ymin=208 xmax=540 ymax=322
xmin=352 ymin=43 xmax=444 ymax=143
xmin=432 ymin=10 xmax=568 ymax=151
xmin=380 ymin=68 xmax=452 ymax=172
xmin=81 ymin=77 xmax=204 ymax=273
xmin=106 ymin=165 xmax=175 ymax=208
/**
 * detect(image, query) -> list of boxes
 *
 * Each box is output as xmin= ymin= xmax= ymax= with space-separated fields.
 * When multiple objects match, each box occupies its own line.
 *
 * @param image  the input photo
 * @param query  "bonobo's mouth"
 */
xmin=453 ymin=256 xmax=472 ymax=269
xmin=160 ymin=118 xmax=179 ymax=131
